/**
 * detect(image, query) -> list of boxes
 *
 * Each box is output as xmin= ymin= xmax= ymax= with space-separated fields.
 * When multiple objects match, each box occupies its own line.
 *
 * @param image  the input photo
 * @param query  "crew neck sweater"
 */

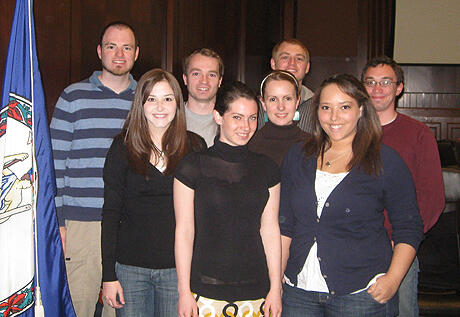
xmin=174 ymin=137 xmax=280 ymax=301
xmin=249 ymin=121 xmax=308 ymax=166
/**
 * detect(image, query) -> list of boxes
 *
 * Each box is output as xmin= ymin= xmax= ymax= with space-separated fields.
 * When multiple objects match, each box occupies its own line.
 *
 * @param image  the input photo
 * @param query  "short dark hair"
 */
xmin=215 ymin=81 xmax=257 ymax=116
xmin=99 ymin=21 xmax=138 ymax=47
xmin=183 ymin=48 xmax=224 ymax=78
xmin=272 ymin=39 xmax=310 ymax=62
xmin=361 ymin=55 xmax=404 ymax=84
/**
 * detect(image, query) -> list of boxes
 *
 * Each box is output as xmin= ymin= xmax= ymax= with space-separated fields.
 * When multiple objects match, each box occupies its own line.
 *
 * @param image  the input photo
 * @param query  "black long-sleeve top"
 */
xmin=102 ymin=133 xmax=204 ymax=282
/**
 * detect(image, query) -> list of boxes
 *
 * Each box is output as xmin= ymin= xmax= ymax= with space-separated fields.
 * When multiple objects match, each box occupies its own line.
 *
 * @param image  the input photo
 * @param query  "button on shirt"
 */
xmin=286 ymin=169 xmax=347 ymax=293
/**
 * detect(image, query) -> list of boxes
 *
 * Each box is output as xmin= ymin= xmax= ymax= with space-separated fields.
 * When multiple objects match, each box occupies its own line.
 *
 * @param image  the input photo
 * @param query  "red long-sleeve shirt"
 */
xmin=382 ymin=113 xmax=445 ymax=235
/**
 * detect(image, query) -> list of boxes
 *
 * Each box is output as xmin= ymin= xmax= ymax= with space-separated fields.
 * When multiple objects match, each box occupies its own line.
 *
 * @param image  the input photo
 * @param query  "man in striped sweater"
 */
xmin=50 ymin=21 xmax=139 ymax=317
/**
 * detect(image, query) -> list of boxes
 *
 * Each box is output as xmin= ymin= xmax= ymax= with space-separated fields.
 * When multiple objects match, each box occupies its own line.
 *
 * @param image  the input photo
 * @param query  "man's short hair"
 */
xmin=183 ymin=48 xmax=224 ymax=78
xmin=99 ymin=21 xmax=138 ymax=47
xmin=361 ymin=55 xmax=404 ymax=84
xmin=272 ymin=39 xmax=310 ymax=62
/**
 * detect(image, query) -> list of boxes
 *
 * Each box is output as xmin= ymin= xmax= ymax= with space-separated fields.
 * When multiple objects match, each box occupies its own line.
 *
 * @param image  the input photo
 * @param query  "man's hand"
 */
xmin=59 ymin=226 xmax=66 ymax=254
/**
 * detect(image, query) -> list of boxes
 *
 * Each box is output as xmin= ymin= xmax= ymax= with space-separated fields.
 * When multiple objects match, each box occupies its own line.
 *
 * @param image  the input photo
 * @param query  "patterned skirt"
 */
xmin=194 ymin=293 xmax=265 ymax=317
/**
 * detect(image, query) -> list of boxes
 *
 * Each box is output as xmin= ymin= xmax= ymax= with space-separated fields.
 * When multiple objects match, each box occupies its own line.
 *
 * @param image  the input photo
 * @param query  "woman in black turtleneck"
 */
xmin=249 ymin=70 xmax=308 ymax=166
xmin=174 ymin=82 xmax=282 ymax=317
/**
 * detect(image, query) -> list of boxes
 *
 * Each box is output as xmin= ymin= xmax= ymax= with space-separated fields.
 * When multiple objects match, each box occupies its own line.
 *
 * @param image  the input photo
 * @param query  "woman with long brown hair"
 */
xmin=101 ymin=69 xmax=204 ymax=317
xmin=280 ymin=74 xmax=423 ymax=316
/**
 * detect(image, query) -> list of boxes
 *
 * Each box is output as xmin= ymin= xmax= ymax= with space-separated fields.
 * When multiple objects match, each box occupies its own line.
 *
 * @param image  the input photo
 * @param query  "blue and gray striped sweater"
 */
xmin=50 ymin=71 xmax=136 ymax=226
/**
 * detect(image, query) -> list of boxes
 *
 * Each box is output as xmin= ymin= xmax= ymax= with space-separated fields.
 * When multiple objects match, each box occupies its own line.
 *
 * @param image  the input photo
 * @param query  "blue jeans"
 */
xmin=115 ymin=263 xmax=178 ymax=317
xmin=282 ymin=284 xmax=398 ymax=317
xmin=396 ymin=256 xmax=419 ymax=317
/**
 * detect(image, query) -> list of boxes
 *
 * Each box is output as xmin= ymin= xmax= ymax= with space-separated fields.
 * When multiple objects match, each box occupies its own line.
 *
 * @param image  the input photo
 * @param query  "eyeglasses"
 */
xmin=363 ymin=79 xmax=398 ymax=87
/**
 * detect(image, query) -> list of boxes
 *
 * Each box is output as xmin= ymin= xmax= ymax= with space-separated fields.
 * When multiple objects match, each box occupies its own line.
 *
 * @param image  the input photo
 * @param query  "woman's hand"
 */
xmin=177 ymin=292 xmax=198 ymax=317
xmin=367 ymin=273 xmax=399 ymax=303
xmin=264 ymin=288 xmax=282 ymax=317
xmin=102 ymin=281 xmax=125 ymax=309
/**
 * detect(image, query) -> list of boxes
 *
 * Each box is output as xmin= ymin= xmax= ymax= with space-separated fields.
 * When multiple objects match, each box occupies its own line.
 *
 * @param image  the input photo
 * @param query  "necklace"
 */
xmin=324 ymin=150 xmax=351 ymax=168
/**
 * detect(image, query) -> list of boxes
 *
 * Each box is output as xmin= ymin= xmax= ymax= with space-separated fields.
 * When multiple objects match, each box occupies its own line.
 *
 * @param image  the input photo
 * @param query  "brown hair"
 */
xmin=99 ymin=21 xmax=138 ymax=47
xmin=183 ymin=48 xmax=224 ymax=78
xmin=272 ymin=39 xmax=310 ymax=62
xmin=122 ymin=68 xmax=200 ymax=176
xmin=260 ymin=70 xmax=300 ymax=99
xmin=361 ymin=55 xmax=404 ymax=84
xmin=304 ymin=74 xmax=382 ymax=175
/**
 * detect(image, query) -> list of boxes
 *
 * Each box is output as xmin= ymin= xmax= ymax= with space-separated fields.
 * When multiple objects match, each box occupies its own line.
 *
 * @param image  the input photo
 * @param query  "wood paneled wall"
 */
xmin=1 ymin=0 xmax=459 ymax=123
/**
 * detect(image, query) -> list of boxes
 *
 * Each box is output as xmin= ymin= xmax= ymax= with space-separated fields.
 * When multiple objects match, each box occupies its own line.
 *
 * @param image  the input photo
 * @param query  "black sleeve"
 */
xmin=174 ymin=151 xmax=201 ymax=190
xmin=101 ymin=136 xmax=129 ymax=282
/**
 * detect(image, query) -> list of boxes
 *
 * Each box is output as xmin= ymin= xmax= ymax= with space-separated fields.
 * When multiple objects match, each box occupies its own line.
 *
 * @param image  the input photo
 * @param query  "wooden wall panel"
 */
xmin=2 ymin=0 xmax=457 ymax=122
xmin=69 ymin=0 xmax=167 ymax=84
xmin=296 ymin=0 xmax=360 ymax=91
xmin=172 ymin=0 xmax=242 ymax=92
xmin=398 ymin=108 xmax=460 ymax=140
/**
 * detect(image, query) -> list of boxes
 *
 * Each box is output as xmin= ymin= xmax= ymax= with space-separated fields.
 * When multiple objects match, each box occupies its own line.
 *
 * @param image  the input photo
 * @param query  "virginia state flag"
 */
xmin=0 ymin=0 xmax=75 ymax=316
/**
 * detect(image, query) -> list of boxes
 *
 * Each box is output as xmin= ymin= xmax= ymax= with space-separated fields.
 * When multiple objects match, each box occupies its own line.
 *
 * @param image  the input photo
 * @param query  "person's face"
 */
xmin=261 ymin=80 xmax=300 ymax=126
xmin=270 ymin=42 xmax=310 ymax=83
xmin=143 ymin=80 xmax=177 ymax=135
xmin=214 ymin=97 xmax=258 ymax=146
xmin=363 ymin=64 xmax=403 ymax=114
xmin=318 ymin=84 xmax=362 ymax=145
xmin=97 ymin=26 xmax=139 ymax=77
xmin=183 ymin=54 xmax=222 ymax=103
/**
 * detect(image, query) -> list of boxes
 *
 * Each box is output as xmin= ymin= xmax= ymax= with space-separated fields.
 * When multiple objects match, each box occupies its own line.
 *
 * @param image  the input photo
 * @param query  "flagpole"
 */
xmin=28 ymin=0 xmax=45 ymax=315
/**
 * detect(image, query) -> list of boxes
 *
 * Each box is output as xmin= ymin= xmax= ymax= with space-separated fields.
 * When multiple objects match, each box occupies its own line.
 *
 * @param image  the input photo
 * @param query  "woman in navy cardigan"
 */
xmin=279 ymin=74 xmax=423 ymax=317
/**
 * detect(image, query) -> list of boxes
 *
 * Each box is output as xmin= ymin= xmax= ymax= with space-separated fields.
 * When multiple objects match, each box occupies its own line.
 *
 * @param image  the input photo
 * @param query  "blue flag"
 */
xmin=0 ymin=0 xmax=75 ymax=316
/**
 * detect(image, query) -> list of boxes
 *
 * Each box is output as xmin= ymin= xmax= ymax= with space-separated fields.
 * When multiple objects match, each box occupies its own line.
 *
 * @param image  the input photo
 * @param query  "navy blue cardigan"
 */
xmin=279 ymin=143 xmax=424 ymax=295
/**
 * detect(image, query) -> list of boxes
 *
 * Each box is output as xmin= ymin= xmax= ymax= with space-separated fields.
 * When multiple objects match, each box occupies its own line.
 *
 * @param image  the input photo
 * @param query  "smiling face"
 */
xmin=183 ymin=54 xmax=222 ymax=104
xmin=318 ymin=83 xmax=362 ymax=146
xmin=97 ymin=26 xmax=138 ymax=77
xmin=143 ymin=80 xmax=177 ymax=136
xmin=262 ymin=79 xmax=300 ymax=126
xmin=270 ymin=42 xmax=310 ymax=83
xmin=214 ymin=97 xmax=258 ymax=146
xmin=363 ymin=64 xmax=403 ymax=115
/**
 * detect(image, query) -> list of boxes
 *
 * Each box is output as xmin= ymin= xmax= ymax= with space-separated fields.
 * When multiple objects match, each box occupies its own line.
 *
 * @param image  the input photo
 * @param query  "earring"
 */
xmin=264 ymin=112 xmax=269 ymax=123
xmin=293 ymin=111 xmax=300 ymax=121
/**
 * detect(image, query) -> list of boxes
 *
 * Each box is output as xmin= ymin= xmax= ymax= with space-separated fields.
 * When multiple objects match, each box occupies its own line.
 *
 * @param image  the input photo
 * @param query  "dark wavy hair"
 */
xmin=304 ymin=74 xmax=382 ymax=175
xmin=122 ymin=68 xmax=200 ymax=176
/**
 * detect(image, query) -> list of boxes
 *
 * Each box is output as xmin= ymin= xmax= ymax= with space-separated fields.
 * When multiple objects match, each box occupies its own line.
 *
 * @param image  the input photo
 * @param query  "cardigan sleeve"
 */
xmin=101 ymin=136 xmax=128 ymax=281
xmin=382 ymin=146 xmax=424 ymax=250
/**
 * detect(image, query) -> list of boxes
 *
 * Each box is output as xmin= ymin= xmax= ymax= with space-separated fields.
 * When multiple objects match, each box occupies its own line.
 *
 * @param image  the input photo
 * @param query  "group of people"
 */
xmin=50 ymin=21 xmax=445 ymax=317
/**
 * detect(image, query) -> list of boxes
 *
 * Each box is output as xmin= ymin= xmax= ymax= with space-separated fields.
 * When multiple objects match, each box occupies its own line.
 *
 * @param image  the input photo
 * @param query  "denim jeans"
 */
xmin=396 ymin=256 xmax=419 ymax=317
xmin=282 ymin=283 xmax=398 ymax=317
xmin=115 ymin=263 xmax=178 ymax=317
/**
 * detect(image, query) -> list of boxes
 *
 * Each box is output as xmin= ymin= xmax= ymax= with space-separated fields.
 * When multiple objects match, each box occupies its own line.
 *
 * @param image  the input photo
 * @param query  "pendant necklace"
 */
xmin=325 ymin=150 xmax=350 ymax=168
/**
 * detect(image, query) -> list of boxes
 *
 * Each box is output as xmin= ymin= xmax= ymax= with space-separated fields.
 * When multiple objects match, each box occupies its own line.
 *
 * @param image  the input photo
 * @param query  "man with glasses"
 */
xmin=361 ymin=56 xmax=444 ymax=317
